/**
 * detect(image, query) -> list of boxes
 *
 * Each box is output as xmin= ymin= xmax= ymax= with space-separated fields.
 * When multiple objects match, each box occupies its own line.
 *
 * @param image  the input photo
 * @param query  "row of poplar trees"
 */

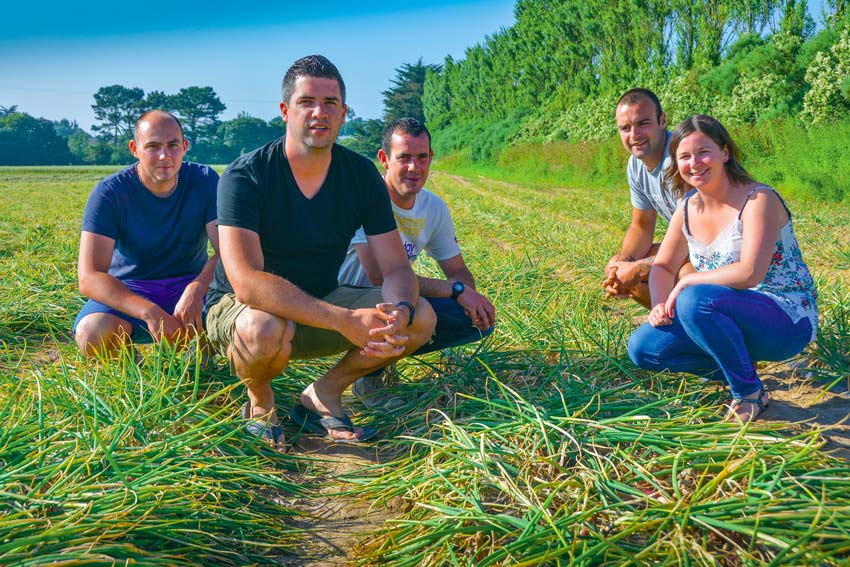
xmin=422 ymin=0 xmax=849 ymax=157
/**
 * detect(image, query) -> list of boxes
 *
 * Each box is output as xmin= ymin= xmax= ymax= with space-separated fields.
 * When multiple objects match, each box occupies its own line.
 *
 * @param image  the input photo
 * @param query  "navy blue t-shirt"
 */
xmin=81 ymin=162 xmax=218 ymax=281
xmin=208 ymin=139 xmax=395 ymax=306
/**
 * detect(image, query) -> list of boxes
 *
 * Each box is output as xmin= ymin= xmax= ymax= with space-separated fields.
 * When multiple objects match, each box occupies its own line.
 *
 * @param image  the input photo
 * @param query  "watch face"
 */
xmin=452 ymin=281 xmax=464 ymax=298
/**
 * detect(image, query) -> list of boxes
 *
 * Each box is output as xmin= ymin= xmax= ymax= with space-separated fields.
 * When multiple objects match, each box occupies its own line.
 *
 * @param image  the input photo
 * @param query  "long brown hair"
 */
xmin=665 ymin=115 xmax=754 ymax=198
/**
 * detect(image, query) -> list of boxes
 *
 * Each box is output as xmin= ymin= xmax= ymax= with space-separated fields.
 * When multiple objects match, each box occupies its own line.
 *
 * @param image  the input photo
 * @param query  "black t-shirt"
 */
xmin=208 ymin=138 xmax=395 ymax=307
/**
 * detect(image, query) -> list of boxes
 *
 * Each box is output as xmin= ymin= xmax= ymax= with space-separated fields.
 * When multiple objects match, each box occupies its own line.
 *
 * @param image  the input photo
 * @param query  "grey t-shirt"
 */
xmin=627 ymin=131 xmax=678 ymax=222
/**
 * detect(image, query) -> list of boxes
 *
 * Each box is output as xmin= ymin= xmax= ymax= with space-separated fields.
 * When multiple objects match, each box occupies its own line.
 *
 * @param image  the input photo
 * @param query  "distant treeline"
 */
xmin=0 ymin=57 xmax=435 ymax=166
xmin=424 ymin=0 xmax=850 ymax=161
xmin=0 ymin=87 xmax=382 ymax=166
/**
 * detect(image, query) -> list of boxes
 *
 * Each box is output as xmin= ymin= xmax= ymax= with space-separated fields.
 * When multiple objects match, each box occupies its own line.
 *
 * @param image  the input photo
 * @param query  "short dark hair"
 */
xmin=381 ymin=117 xmax=431 ymax=156
xmin=617 ymin=88 xmax=663 ymax=122
xmin=134 ymin=109 xmax=184 ymax=139
xmin=665 ymin=115 xmax=755 ymax=198
xmin=281 ymin=55 xmax=346 ymax=104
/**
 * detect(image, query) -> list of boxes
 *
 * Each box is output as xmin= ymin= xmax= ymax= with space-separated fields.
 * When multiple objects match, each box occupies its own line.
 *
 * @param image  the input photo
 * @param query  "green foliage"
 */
xmin=432 ymin=114 xmax=523 ymax=161
xmin=215 ymin=112 xmax=284 ymax=163
xmin=382 ymin=58 xmax=441 ymax=124
xmin=0 ymin=112 xmax=74 ymax=166
xmin=91 ymin=84 xmax=145 ymax=150
xmin=802 ymin=26 xmax=850 ymax=123
xmin=424 ymin=0 xmax=849 ymax=160
xmin=170 ymin=86 xmax=226 ymax=149
xmin=735 ymin=118 xmax=850 ymax=202
xmin=338 ymin=117 xmax=384 ymax=158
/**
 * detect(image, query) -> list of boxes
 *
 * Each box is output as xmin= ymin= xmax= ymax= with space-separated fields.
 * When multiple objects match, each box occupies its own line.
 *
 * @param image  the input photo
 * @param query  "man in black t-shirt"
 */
xmin=206 ymin=55 xmax=436 ymax=446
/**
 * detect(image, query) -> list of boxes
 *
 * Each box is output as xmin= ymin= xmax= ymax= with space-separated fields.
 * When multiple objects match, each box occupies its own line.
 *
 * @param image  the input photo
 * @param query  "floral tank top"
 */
xmin=682 ymin=187 xmax=818 ymax=340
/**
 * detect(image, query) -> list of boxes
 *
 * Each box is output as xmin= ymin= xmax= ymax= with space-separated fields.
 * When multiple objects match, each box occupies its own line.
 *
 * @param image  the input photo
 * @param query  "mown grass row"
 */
xmin=350 ymin=355 xmax=850 ymax=566
xmin=0 ymin=167 xmax=312 ymax=565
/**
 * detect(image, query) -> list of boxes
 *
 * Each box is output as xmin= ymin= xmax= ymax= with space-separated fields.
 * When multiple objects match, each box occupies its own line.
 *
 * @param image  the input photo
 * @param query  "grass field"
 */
xmin=1 ymin=165 xmax=849 ymax=566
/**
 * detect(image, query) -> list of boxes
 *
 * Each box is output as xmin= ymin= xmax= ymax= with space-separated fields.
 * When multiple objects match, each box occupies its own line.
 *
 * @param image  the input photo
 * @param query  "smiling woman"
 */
xmin=628 ymin=114 xmax=819 ymax=425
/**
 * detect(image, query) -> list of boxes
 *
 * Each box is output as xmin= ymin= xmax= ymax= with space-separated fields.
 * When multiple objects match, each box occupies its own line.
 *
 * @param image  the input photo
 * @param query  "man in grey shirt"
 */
xmin=604 ymin=88 xmax=692 ymax=307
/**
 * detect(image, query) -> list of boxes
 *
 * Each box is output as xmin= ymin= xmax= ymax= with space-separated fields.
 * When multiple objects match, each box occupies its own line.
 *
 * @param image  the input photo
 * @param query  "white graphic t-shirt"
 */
xmin=338 ymin=188 xmax=461 ymax=287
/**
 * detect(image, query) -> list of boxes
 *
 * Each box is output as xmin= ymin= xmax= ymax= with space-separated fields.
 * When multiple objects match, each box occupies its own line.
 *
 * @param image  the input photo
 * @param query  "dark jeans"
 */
xmin=627 ymin=284 xmax=812 ymax=398
xmin=413 ymin=296 xmax=493 ymax=356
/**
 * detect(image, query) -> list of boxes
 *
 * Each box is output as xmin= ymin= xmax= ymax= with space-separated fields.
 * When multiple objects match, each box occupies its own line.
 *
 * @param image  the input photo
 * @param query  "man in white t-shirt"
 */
xmin=604 ymin=88 xmax=693 ymax=307
xmin=339 ymin=118 xmax=496 ymax=406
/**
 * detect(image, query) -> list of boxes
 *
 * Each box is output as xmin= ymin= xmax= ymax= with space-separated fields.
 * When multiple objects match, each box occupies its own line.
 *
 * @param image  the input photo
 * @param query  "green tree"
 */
xmin=423 ymin=60 xmax=453 ymax=129
xmin=0 ymin=112 xmax=74 ymax=165
xmin=52 ymin=118 xmax=83 ymax=138
xmin=218 ymin=112 xmax=284 ymax=161
xmin=170 ymin=86 xmax=226 ymax=146
xmin=382 ymin=58 xmax=441 ymax=124
xmin=143 ymin=90 xmax=174 ymax=113
xmin=338 ymin=117 xmax=383 ymax=158
xmin=0 ymin=104 xmax=18 ymax=117
xmin=91 ymin=84 xmax=145 ymax=150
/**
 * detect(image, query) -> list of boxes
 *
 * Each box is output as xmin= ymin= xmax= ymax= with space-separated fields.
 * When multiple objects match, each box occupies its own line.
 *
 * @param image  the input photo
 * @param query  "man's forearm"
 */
xmin=80 ymin=272 xmax=163 ymax=321
xmin=193 ymin=253 xmax=219 ymax=290
xmin=380 ymin=265 xmax=419 ymax=307
xmin=618 ymin=224 xmax=654 ymax=263
xmin=417 ymin=276 xmax=452 ymax=297
xmin=232 ymin=270 xmax=348 ymax=332
xmin=634 ymin=255 xmax=655 ymax=278
xmin=418 ymin=265 xmax=478 ymax=297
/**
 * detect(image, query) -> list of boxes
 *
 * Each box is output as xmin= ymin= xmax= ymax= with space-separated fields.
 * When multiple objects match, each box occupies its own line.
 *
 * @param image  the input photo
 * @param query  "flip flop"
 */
xmin=289 ymin=403 xmax=378 ymax=444
xmin=241 ymin=402 xmax=286 ymax=447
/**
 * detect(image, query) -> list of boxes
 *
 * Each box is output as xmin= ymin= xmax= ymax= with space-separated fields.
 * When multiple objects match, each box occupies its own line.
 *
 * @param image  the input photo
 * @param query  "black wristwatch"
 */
xmin=395 ymin=301 xmax=415 ymax=327
xmin=450 ymin=281 xmax=465 ymax=301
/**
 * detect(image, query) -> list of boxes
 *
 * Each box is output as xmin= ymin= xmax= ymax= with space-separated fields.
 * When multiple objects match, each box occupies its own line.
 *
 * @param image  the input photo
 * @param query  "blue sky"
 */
xmin=1 ymin=0 xmax=830 ymax=134
xmin=0 ymin=1 xmax=516 ymax=132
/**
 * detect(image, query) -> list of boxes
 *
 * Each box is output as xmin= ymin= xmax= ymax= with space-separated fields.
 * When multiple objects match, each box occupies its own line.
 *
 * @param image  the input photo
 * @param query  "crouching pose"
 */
xmin=338 ymin=118 xmax=496 ymax=407
xmin=628 ymin=115 xmax=818 ymax=423
xmin=74 ymin=110 xmax=219 ymax=356
xmin=206 ymin=55 xmax=436 ymax=447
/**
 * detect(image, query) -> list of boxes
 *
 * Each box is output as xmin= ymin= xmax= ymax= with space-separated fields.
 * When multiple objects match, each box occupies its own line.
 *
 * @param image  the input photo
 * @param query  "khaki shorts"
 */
xmin=206 ymin=286 xmax=385 ymax=361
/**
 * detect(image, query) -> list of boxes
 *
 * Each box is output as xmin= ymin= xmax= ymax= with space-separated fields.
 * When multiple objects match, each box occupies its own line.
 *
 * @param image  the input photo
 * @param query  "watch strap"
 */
xmin=395 ymin=301 xmax=415 ymax=327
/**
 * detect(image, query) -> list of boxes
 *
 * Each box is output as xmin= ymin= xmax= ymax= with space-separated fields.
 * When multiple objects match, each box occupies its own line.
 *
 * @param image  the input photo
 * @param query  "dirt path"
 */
xmin=280 ymin=439 xmax=395 ymax=567
xmin=759 ymin=362 xmax=850 ymax=460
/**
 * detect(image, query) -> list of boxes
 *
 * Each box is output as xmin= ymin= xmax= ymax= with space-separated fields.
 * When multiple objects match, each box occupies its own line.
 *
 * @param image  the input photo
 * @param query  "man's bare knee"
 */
xmin=232 ymin=309 xmax=293 ymax=361
xmin=406 ymin=297 xmax=437 ymax=351
xmin=75 ymin=314 xmax=130 ymax=356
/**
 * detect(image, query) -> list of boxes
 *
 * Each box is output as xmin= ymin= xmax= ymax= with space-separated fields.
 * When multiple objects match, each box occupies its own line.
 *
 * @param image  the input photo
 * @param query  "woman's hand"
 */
xmin=664 ymin=273 xmax=697 ymax=319
xmin=648 ymin=302 xmax=673 ymax=327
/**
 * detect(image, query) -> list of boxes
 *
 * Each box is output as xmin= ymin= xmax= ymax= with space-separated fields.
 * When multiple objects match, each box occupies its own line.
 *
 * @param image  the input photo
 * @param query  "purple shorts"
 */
xmin=73 ymin=274 xmax=200 ymax=343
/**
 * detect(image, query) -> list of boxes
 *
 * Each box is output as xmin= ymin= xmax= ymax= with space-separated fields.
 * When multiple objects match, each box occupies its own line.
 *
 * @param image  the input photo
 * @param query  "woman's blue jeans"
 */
xmin=628 ymin=284 xmax=812 ymax=398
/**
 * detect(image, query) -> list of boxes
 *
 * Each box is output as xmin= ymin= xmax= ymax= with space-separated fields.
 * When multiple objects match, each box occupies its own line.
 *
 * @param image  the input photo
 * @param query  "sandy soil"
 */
xmin=274 ymin=430 xmax=399 ymax=566
xmin=758 ymin=360 xmax=850 ymax=460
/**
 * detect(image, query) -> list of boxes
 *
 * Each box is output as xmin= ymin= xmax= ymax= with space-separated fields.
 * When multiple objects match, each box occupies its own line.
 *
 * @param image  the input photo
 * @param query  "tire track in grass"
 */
xmin=429 ymin=172 xmax=618 ymax=286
